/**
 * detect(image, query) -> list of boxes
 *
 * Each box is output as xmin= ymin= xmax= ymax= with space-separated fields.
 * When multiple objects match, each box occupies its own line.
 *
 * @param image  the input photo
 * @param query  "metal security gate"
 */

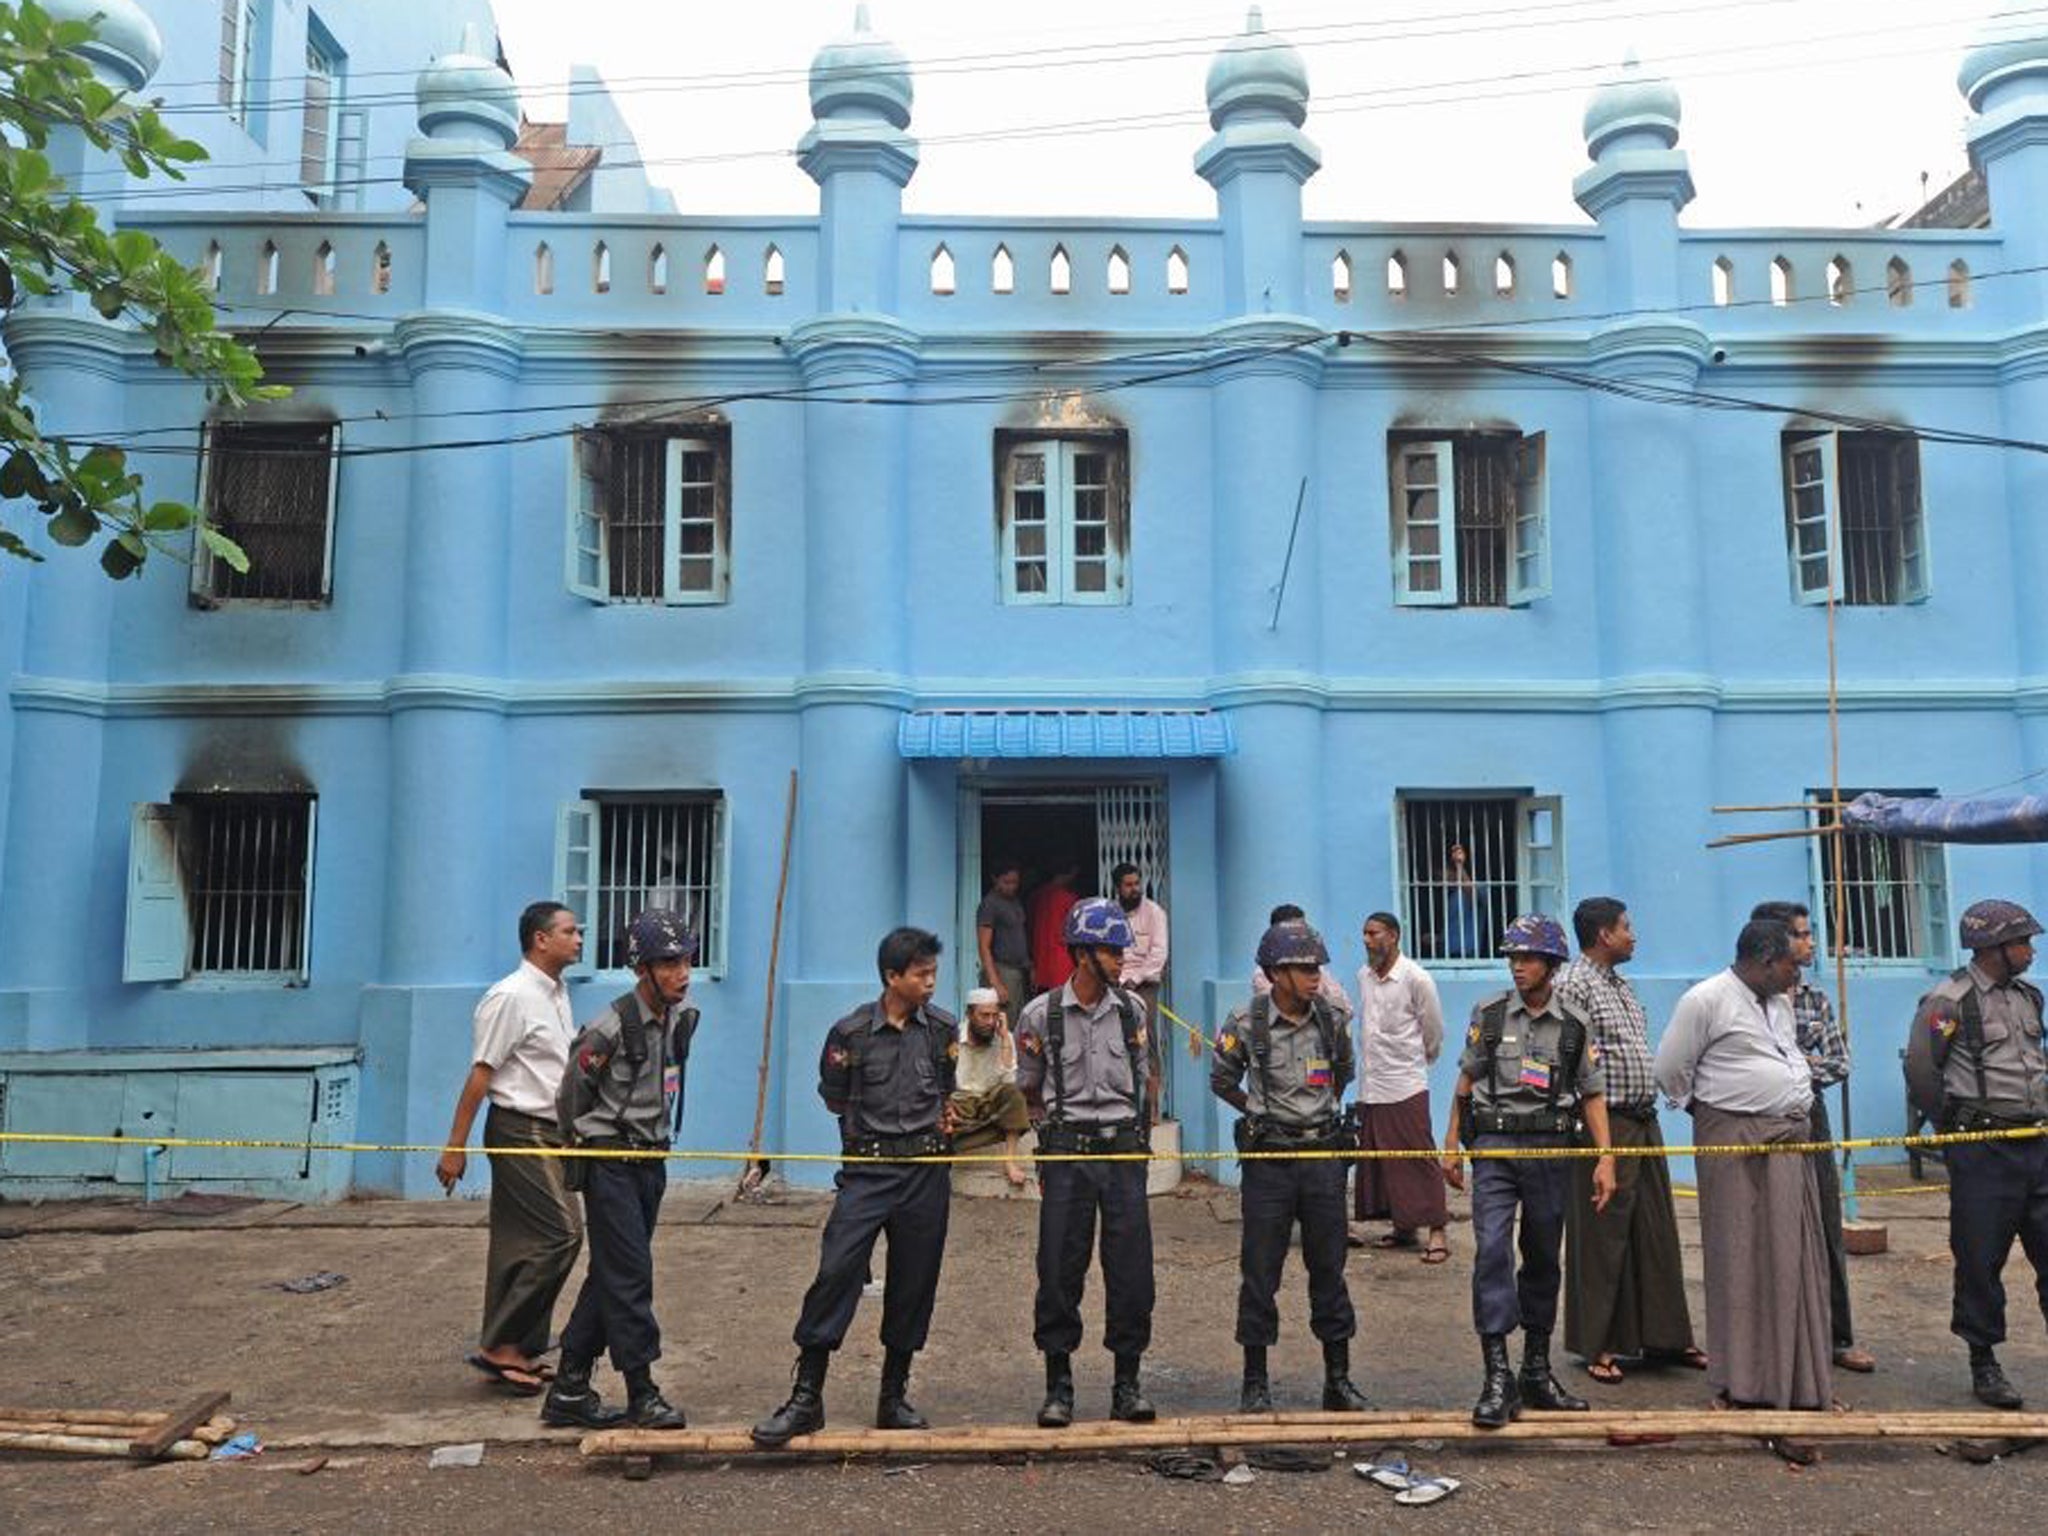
xmin=1095 ymin=782 xmax=1169 ymax=909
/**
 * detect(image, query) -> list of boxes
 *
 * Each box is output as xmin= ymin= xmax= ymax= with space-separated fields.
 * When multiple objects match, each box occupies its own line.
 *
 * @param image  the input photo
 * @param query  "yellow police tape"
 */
xmin=0 ymin=1125 xmax=2036 ymax=1166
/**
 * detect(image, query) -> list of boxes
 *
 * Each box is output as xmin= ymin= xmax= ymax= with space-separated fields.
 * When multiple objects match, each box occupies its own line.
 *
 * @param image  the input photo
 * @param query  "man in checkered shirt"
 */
xmin=1752 ymin=900 xmax=1876 ymax=1374
xmin=1556 ymin=897 xmax=1705 ymax=1385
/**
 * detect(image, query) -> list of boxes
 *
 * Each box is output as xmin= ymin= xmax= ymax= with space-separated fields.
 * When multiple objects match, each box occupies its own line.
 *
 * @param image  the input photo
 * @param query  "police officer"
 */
xmin=1016 ymin=897 xmax=1157 ymax=1427
xmin=1212 ymin=919 xmax=1372 ymax=1413
xmin=541 ymin=909 xmax=700 ymax=1431
xmin=752 ymin=927 xmax=958 ymax=1447
xmin=1441 ymin=914 xmax=1616 ymax=1428
xmin=1905 ymin=898 xmax=2048 ymax=1409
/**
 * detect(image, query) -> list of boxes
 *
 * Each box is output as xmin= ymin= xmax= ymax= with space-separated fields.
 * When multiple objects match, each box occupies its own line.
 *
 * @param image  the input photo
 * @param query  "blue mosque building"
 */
xmin=3 ymin=1 xmax=2046 ymax=1197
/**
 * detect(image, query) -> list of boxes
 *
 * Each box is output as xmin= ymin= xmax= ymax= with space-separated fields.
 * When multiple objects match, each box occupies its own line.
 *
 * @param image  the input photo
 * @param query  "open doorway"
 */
xmin=958 ymin=780 xmax=1172 ymax=1115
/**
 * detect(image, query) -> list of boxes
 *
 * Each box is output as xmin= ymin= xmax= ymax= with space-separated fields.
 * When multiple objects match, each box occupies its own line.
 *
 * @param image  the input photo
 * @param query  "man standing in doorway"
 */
xmin=976 ymin=862 xmax=1032 ymax=1030
xmin=437 ymin=901 xmax=586 ymax=1396
xmin=1557 ymin=897 xmax=1705 ymax=1384
xmin=1753 ymin=899 xmax=1876 ymax=1377
xmin=1114 ymin=862 xmax=1170 ymax=1125
xmin=1352 ymin=911 xmax=1450 ymax=1262
xmin=1028 ymin=864 xmax=1082 ymax=998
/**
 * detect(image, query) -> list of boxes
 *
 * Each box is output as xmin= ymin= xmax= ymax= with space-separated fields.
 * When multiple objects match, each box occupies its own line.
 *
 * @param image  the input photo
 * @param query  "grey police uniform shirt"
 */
xmin=557 ymin=988 xmax=687 ymax=1146
xmin=1211 ymin=996 xmax=1355 ymax=1127
xmin=1015 ymin=981 xmax=1148 ymax=1125
xmin=818 ymin=999 xmax=956 ymax=1139
xmin=1909 ymin=961 xmax=2048 ymax=1123
xmin=1458 ymin=989 xmax=1606 ymax=1114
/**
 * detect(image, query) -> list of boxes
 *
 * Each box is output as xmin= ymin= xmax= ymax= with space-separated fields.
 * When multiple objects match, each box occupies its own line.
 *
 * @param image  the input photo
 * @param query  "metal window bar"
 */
xmin=181 ymin=794 xmax=311 ymax=976
xmin=1812 ymin=790 xmax=1924 ymax=960
xmin=593 ymin=798 xmax=721 ymax=970
xmin=1401 ymin=798 xmax=1518 ymax=962
xmin=1452 ymin=438 xmax=1513 ymax=608
xmin=602 ymin=433 xmax=667 ymax=602
xmin=1010 ymin=450 xmax=1050 ymax=595
xmin=1070 ymin=449 xmax=1112 ymax=595
xmin=205 ymin=425 xmax=334 ymax=602
xmin=1837 ymin=434 xmax=1905 ymax=606
xmin=673 ymin=444 xmax=719 ymax=594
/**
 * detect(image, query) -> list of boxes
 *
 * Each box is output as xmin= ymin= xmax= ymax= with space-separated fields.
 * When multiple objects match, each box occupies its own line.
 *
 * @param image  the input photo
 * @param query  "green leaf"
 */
xmin=0 ymin=449 xmax=42 ymax=499
xmin=198 ymin=523 xmax=249 ymax=573
xmin=46 ymin=503 xmax=96 ymax=545
xmin=98 ymin=535 xmax=142 ymax=579
xmin=141 ymin=500 xmax=192 ymax=532
xmin=0 ymin=527 xmax=44 ymax=562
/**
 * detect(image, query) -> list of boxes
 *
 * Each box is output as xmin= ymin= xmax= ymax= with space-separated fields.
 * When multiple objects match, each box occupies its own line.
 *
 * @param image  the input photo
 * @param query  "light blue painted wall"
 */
xmin=5 ymin=8 xmax=2048 ymax=1196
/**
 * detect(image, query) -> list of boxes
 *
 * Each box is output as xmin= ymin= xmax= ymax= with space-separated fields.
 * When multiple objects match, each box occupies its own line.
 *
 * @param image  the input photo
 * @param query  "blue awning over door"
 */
xmin=897 ymin=708 xmax=1234 ymax=760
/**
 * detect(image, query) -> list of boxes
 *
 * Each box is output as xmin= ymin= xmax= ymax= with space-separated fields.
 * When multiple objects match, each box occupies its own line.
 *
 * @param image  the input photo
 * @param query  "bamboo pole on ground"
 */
xmin=0 ymin=1407 xmax=166 ymax=1427
xmin=583 ymin=1409 xmax=2048 ymax=1459
xmin=0 ymin=1431 xmax=208 ymax=1460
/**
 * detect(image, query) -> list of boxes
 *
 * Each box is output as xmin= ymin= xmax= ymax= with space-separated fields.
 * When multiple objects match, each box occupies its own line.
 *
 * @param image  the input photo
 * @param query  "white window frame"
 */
xmin=191 ymin=421 xmax=342 ymax=606
xmin=220 ymin=0 xmax=263 ymax=125
xmin=1390 ymin=432 xmax=1549 ymax=608
xmin=566 ymin=429 xmax=730 ymax=605
xmin=1781 ymin=431 xmax=1929 ymax=607
xmin=123 ymin=796 xmax=317 ymax=984
xmin=1806 ymin=787 xmax=1949 ymax=968
xmin=555 ymin=794 xmax=730 ymax=979
xmin=999 ymin=436 xmax=1128 ymax=606
xmin=1392 ymin=791 xmax=1565 ymax=968
xmin=300 ymin=21 xmax=344 ymax=201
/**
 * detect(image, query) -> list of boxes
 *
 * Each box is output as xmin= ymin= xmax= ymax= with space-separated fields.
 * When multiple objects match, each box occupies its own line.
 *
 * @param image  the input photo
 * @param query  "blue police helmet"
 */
xmin=625 ymin=908 xmax=698 ymax=968
xmin=1500 ymin=913 xmax=1571 ymax=962
xmin=1958 ymin=899 xmax=2043 ymax=952
xmin=1063 ymin=896 xmax=1134 ymax=951
xmin=1256 ymin=919 xmax=1329 ymax=971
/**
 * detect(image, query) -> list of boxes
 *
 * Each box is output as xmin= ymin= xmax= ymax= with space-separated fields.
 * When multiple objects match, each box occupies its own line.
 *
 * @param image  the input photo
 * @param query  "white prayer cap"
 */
xmin=965 ymin=987 xmax=1000 ymax=1007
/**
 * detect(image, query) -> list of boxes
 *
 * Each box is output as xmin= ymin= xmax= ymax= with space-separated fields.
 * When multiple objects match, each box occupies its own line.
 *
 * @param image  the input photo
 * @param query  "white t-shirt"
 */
xmin=471 ymin=959 xmax=575 ymax=1117
xmin=1354 ymin=953 xmax=1445 ymax=1104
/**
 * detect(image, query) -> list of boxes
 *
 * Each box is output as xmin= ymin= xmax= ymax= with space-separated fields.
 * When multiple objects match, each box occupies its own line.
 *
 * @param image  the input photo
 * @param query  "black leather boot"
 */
xmin=1239 ymin=1345 xmax=1272 ymax=1413
xmin=1321 ymin=1338 xmax=1372 ymax=1412
xmin=1472 ymin=1333 xmax=1521 ymax=1429
xmin=1971 ymin=1344 xmax=2025 ymax=1410
xmin=1111 ymin=1353 xmax=1156 ymax=1422
xmin=622 ymin=1366 xmax=687 ymax=1430
xmin=1037 ymin=1352 xmax=1075 ymax=1428
xmin=1519 ymin=1329 xmax=1588 ymax=1412
xmin=751 ymin=1347 xmax=829 ymax=1447
xmin=876 ymin=1347 xmax=929 ymax=1430
xmin=539 ymin=1356 xmax=625 ymax=1430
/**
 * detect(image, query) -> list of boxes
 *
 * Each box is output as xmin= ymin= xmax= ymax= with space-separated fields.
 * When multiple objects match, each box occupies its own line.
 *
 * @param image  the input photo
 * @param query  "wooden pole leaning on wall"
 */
xmin=737 ymin=769 xmax=798 ymax=1199
xmin=583 ymin=1408 xmax=2048 ymax=1461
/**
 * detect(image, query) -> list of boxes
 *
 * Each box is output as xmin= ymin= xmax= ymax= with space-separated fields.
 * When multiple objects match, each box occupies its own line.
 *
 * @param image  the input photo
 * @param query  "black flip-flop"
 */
xmin=467 ymin=1354 xmax=547 ymax=1395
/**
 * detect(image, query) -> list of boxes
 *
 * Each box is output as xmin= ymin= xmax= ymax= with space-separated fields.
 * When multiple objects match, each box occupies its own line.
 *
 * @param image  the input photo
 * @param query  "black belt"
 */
xmin=1946 ymin=1103 xmax=2048 ymax=1134
xmin=843 ymin=1131 xmax=951 ymax=1160
xmin=1468 ymin=1108 xmax=1577 ymax=1137
xmin=1237 ymin=1115 xmax=1350 ymax=1153
xmin=580 ymin=1135 xmax=669 ymax=1152
xmin=1606 ymin=1104 xmax=1659 ymax=1126
xmin=1038 ymin=1119 xmax=1147 ymax=1155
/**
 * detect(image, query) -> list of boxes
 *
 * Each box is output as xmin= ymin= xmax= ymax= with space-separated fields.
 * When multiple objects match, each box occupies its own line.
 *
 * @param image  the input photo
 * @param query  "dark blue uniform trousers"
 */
xmin=1947 ymin=1137 xmax=2048 ymax=1348
xmin=1470 ymin=1135 xmax=1571 ymax=1337
xmin=1237 ymin=1158 xmax=1356 ymax=1347
xmin=560 ymin=1159 xmax=667 ymax=1374
xmin=1035 ymin=1160 xmax=1155 ymax=1357
xmin=794 ymin=1163 xmax=952 ymax=1353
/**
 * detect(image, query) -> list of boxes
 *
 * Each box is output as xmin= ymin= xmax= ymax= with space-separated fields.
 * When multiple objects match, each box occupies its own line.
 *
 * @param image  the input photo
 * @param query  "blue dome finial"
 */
xmin=1582 ymin=51 xmax=1681 ymax=160
xmin=810 ymin=4 xmax=913 ymax=129
xmin=415 ymin=26 xmax=519 ymax=150
xmin=1204 ymin=5 xmax=1309 ymax=130
xmin=1959 ymin=21 xmax=2048 ymax=113
xmin=40 ymin=0 xmax=161 ymax=92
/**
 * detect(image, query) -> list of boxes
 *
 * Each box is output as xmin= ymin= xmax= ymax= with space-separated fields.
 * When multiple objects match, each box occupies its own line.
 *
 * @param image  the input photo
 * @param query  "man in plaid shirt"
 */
xmin=1752 ymin=901 xmax=1875 ymax=1373
xmin=1557 ymin=897 xmax=1705 ymax=1384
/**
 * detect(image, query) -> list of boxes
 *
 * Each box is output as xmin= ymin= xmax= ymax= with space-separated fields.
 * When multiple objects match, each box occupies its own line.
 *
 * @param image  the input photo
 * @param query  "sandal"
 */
xmin=1763 ymin=1435 xmax=1822 ymax=1467
xmin=466 ymin=1354 xmax=547 ymax=1395
xmin=1420 ymin=1242 xmax=1451 ymax=1265
xmin=1373 ymin=1232 xmax=1420 ymax=1250
xmin=1354 ymin=1450 xmax=1415 ymax=1490
xmin=1647 ymin=1345 xmax=1709 ymax=1371
xmin=1586 ymin=1356 xmax=1625 ymax=1385
xmin=1394 ymin=1475 xmax=1462 ymax=1506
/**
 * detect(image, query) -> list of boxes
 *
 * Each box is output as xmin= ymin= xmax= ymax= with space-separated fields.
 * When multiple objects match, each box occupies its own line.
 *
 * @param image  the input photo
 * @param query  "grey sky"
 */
xmin=489 ymin=0 xmax=2011 ymax=227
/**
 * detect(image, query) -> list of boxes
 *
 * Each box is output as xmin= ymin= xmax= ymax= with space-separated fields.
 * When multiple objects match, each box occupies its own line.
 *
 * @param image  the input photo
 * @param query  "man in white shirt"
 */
xmin=1114 ymin=863 xmax=1171 ymax=1125
xmin=438 ymin=901 xmax=587 ymax=1394
xmin=1351 ymin=912 xmax=1449 ymax=1261
xmin=1654 ymin=918 xmax=1831 ymax=1446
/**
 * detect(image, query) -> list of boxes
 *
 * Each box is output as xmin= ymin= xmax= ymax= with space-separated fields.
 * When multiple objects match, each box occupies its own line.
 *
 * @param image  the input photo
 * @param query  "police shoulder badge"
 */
xmin=946 ymin=1039 xmax=961 ymax=1060
xmin=827 ymin=1043 xmax=851 ymax=1068
xmin=1933 ymin=1012 xmax=1958 ymax=1040
xmin=1467 ymin=1022 xmax=1482 ymax=1045
xmin=1021 ymin=1032 xmax=1043 ymax=1057
xmin=1218 ymin=1030 xmax=1238 ymax=1055
xmin=577 ymin=1043 xmax=610 ymax=1075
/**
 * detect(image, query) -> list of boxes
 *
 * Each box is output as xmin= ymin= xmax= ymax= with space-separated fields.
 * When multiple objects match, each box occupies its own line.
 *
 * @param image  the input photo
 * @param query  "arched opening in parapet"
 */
xmin=1886 ymin=257 xmax=1911 ymax=307
xmin=1331 ymin=249 xmax=1351 ymax=302
xmin=930 ymin=243 xmax=956 ymax=295
xmin=593 ymin=241 xmax=612 ymax=295
xmin=704 ymin=245 xmax=726 ymax=295
xmin=1050 ymin=245 xmax=1071 ymax=295
xmin=534 ymin=242 xmax=554 ymax=296
xmin=1494 ymin=251 xmax=1515 ymax=298
xmin=648 ymin=244 xmax=668 ymax=295
xmin=1441 ymin=250 xmax=1461 ymax=296
xmin=1107 ymin=246 xmax=1131 ymax=295
xmin=371 ymin=240 xmax=391 ymax=296
xmin=764 ymin=245 xmax=785 ymax=296
xmin=201 ymin=240 xmax=222 ymax=292
xmin=313 ymin=241 xmax=335 ymax=296
xmin=1949 ymin=259 xmax=1971 ymax=309
xmin=1551 ymin=251 xmax=1572 ymax=299
xmin=992 ymin=244 xmax=1015 ymax=294
xmin=1387 ymin=250 xmax=1408 ymax=299
xmin=257 ymin=240 xmax=278 ymax=296
xmin=1827 ymin=256 xmax=1852 ymax=307
xmin=1711 ymin=256 xmax=1734 ymax=307
xmin=1770 ymin=256 xmax=1793 ymax=307
xmin=1167 ymin=246 xmax=1190 ymax=295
